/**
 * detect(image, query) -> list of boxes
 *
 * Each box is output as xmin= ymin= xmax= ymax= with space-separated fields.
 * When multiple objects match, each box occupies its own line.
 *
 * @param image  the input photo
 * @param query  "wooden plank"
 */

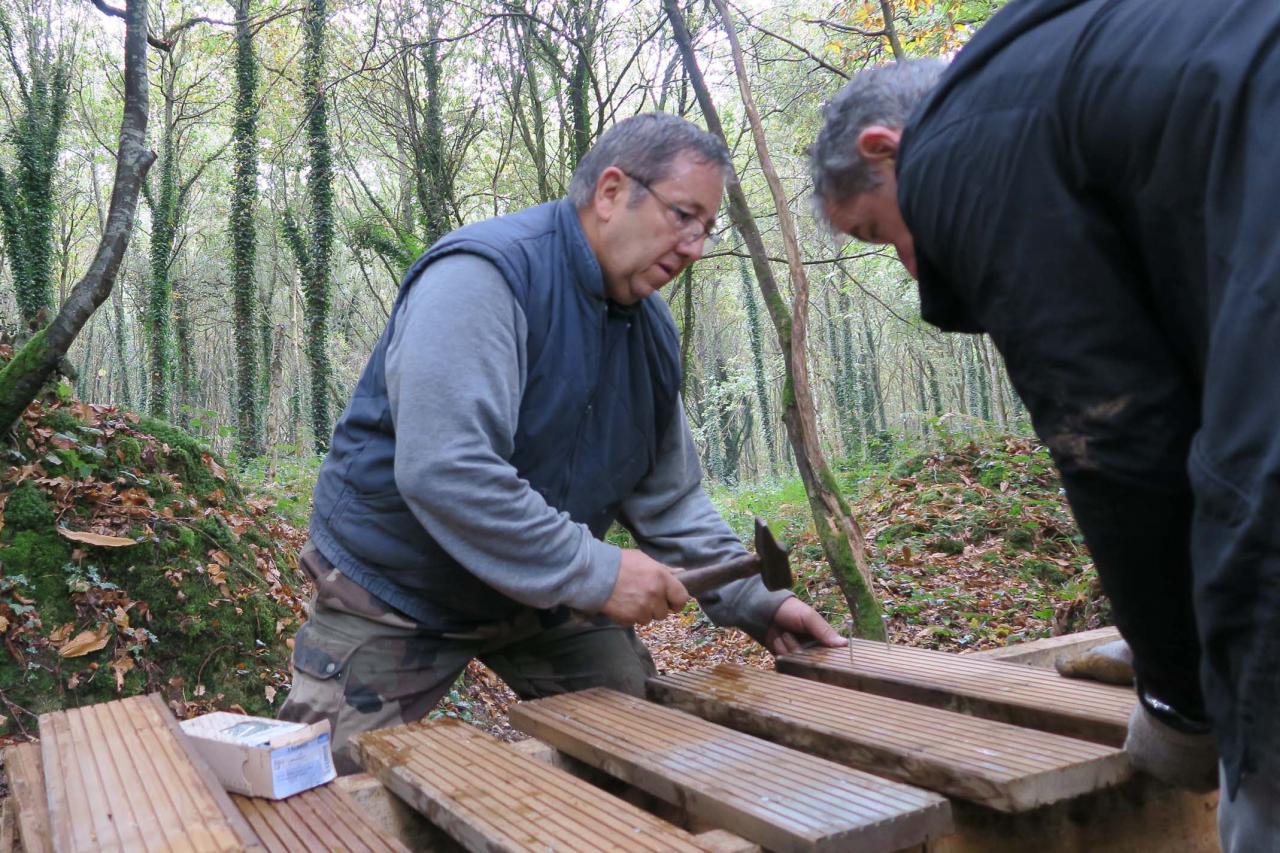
xmin=232 ymin=783 xmax=409 ymax=853
xmin=510 ymin=688 xmax=952 ymax=853
xmin=648 ymin=665 xmax=1131 ymax=812
xmin=352 ymin=718 xmax=716 ymax=852
xmin=4 ymin=744 xmax=51 ymax=853
xmin=973 ymin=627 xmax=1121 ymax=668
xmin=38 ymin=695 xmax=260 ymax=852
xmin=777 ymin=641 xmax=1135 ymax=745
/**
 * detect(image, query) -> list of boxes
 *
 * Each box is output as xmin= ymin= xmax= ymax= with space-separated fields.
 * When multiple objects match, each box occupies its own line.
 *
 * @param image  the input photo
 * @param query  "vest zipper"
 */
xmin=560 ymin=304 xmax=614 ymax=506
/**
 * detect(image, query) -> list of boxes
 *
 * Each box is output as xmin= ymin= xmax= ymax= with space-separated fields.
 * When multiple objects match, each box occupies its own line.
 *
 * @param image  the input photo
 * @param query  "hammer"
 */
xmin=674 ymin=517 xmax=793 ymax=596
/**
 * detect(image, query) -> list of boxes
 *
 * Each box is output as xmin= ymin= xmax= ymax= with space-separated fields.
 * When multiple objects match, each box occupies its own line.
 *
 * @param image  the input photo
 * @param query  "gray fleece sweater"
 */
xmin=384 ymin=252 xmax=792 ymax=640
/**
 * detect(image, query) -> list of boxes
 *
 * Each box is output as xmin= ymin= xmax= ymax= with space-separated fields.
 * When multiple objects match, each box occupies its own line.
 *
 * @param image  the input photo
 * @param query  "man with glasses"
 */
xmin=281 ymin=112 xmax=843 ymax=772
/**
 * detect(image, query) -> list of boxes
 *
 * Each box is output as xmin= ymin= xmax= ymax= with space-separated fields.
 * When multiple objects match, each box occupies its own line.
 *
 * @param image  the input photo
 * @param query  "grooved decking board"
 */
xmin=648 ymin=665 xmax=1131 ymax=812
xmin=4 ymin=743 xmax=51 ymax=853
xmin=351 ymin=718 xmax=714 ymax=852
xmin=776 ymin=641 xmax=1135 ymax=746
xmin=38 ymin=694 xmax=260 ymax=852
xmin=509 ymin=688 xmax=952 ymax=853
xmin=233 ymin=784 xmax=409 ymax=853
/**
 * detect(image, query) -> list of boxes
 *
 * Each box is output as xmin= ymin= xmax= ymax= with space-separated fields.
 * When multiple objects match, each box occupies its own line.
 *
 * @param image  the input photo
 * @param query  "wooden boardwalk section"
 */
xmin=648 ymin=664 xmax=1130 ymax=812
xmin=39 ymin=694 xmax=259 ymax=852
xmin=233 ymin=785 xmax=407 ymax=852
xmin=351 ymin=717 xmax=716 ymax=852
xmin=777 ymin=640 xmax=1135 ymax=745
xmin=510 ymin=687 xmax=952 ymax=851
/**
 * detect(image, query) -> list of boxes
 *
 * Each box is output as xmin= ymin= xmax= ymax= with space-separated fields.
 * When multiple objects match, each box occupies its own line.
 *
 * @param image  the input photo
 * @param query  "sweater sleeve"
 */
xmin=385 ymin=253 xmax=621 ymax=612
xmin=618 ymin=399 xmax=793 ymax=642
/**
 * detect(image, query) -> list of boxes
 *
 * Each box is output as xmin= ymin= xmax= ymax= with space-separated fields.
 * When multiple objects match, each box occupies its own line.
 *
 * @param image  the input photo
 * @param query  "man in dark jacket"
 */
xmin=808 ymin=0 xmax=1280 ymax=845
xmin=280 ymin=113 xmax=842 ymax=773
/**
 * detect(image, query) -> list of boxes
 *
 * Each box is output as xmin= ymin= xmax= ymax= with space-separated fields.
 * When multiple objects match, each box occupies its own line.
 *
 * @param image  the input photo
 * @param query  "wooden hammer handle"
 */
xmin=674 ymin=554 xmax=761 ymax=596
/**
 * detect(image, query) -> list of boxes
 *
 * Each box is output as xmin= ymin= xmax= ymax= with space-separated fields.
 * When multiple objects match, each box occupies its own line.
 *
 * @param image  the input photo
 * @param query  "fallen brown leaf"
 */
xmin=57 ymin=528 xmax=135 ymax=548
xmin=59 ymin=624 xmax=110 ymax=658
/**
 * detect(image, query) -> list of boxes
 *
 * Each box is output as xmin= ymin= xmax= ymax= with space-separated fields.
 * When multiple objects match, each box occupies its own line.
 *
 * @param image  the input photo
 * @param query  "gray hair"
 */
xmin=809 ymin=59 xmax=946 ymax=207
xmin=568 ymin=112 xmax=731 ymax=207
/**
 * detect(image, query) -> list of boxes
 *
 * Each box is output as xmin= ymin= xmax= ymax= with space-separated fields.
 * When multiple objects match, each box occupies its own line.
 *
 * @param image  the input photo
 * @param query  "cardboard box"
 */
xmin=179 ymin=712 xmax=336 ymax=799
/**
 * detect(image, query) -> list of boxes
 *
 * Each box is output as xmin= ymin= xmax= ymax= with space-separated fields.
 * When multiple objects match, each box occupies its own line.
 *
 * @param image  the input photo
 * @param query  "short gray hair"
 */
xmin=809 ymin=59 xmax=946 ymax=207
xmin=568 ymin=112 xmax=731 ymax=207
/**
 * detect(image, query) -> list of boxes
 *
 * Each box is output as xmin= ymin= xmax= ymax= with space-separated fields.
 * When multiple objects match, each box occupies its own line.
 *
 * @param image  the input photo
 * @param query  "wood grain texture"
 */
xmin=647 ymin=665 xmax=1131 ymax=812
xmin=776 ymin=641 xmax=1135 ymax=745
xmin=233 ymin=784 xmax=409 ymax=853
xmin=352 ymin=718 xmax=715 ymax=852
xmin=38 ymin=694 xmax=260 ymax=851
xmin=973 ymin=627 xmax=1122 ymax=668
xmin=509 ymin=688 xmax=952 ymax=853
xmin=4 ymin=743 xmax=52 ymax=853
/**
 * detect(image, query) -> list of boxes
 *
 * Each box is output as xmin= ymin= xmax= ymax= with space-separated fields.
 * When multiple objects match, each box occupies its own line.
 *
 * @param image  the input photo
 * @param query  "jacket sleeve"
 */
xmin=901 ymin=110 xmax=1205 ymax=717
xmin=617 ymin=400 xmax=792 ymax=643
xmin=385 ymin=253 xmax=621 ymax=613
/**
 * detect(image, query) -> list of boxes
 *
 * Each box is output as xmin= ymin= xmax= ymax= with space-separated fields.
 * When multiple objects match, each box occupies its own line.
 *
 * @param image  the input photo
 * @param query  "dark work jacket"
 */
xmin=897 ymin=0 xmax=1280 ymax=791
xmin=309 ymin=199 xmax=681 ymax=631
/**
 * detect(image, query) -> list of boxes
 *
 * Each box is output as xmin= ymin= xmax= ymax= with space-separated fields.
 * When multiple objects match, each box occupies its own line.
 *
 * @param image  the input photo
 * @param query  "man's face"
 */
xmin=822 ymin=125 xmax=917 ymax=279
xmin=823 ymin=166 xmax=918 ymax=279
xmin=593 ymin=152 xmax=724 ymax=305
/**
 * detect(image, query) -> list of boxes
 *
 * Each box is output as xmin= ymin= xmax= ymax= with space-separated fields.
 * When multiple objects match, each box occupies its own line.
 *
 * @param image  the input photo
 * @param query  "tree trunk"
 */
xmin=667 ymin=0 xmax=883 ymax=638
xmin=230 ymin=0 xmax=262 ymax=457
xmin=0 ymin=0 xmax=153 ymax=435
xmin=284 ymin=0 xmax=335 ymax=455
xmin=147 ymin=71 xmax=177 ymax=420
xmin=738 ymin=255 xmax=776 ymax=471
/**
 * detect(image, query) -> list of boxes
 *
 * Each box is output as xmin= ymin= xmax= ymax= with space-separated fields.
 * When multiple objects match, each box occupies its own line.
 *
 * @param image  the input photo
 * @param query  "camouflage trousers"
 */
xmin=278 ymin=542 xmax=656 ymax=774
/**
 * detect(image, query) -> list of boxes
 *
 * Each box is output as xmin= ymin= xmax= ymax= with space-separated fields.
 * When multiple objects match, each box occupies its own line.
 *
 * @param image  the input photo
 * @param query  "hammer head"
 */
xmin=752 ymin=517 xmax=793 ymax=592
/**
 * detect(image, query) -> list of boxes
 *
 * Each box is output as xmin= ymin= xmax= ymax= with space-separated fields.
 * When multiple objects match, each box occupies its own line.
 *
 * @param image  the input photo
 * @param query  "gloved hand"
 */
xmin=1124 ymin=702 xmax=1219 ymax=792
xmin=1055 ymin=639 xmax=1135 ymax=685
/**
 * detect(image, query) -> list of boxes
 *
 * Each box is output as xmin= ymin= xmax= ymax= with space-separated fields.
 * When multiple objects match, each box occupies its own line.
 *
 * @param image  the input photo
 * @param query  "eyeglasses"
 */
xmin=625 ymin=172 xmax=720 ymax=247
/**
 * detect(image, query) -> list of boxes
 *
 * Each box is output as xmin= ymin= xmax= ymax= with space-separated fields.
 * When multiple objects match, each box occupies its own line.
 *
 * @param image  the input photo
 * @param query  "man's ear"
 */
xmin=593 ymin=166 xmax=627 ymax=221
xmin=856 ymin=125 xmax=903 ymax=163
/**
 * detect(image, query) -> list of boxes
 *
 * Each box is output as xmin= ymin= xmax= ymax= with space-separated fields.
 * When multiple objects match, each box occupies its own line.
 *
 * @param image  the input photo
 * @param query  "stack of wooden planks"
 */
xmin=2 ymin=693 xmax=406 ymax=852
xmin=2 ymin=631 xmax=1220 ymax=852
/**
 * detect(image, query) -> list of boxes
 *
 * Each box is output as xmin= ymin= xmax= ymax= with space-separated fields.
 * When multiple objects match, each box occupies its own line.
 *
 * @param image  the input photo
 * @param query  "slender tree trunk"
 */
xmin=147 ymin=74 xmax=177 ymax=419
xmin=230 ymin=0 xmax=262 ymax=457
xmin=879 ymin=1 xmax=906 ymax=61
xmin=0 ymin=0 xmax=153 ymax=434
xmin=678 ymin=266 xmax=695 ymax=396
xmin=668 ymin=0 xmax=883 ymax=637
xmin=282 ymin=0 xmax=335 ymax=454
xmin=738 ymin=255 xmax=775 ymax=471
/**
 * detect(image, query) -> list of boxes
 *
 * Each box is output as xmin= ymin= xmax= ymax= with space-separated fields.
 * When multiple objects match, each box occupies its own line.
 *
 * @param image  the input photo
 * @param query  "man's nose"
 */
xmin=675 ymin=234 xmax=707 ymax=261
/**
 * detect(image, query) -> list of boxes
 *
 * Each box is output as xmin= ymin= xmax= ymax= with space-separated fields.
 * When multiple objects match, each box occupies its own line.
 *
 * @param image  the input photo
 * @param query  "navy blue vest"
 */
xmin=309 ymin=199 xmax=681 ymax=629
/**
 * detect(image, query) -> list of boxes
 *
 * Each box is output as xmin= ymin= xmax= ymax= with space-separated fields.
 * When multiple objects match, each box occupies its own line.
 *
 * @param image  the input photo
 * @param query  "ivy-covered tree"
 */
xmin=283 ymin=0 xmax=335 ymax=454
xmin=0 ymin=11 xmax=70 ymax=329
xmin=229 ymin=0 xmax=262 ymax=457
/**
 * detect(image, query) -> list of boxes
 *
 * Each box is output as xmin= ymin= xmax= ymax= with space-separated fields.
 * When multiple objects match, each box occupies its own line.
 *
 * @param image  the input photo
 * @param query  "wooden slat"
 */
xmin=973 ymin=627 xmax=1121 ymax=668
xmin=39 ymin=694 xmax=260 ymax=852
xmin=352 ymin=718 xmax=715 ymax=852
xmin=777 ymin=641 xmax=1135 ymax=745
xmin=4 ymin=743 xmax=52 ymax=853
xmin=648 ymin=665 xmax=1131 ymax=812
xmin=510 ymin=688 xmax=952 ymax=852
xmin=233 ymin=783 xmax=409 ymax=853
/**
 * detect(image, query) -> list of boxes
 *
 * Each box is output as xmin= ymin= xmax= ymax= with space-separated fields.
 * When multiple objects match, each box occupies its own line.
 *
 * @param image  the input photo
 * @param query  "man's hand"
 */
xmin=763 ymin=597 xmax=848 ymax=655
xmin=600 ymin=549 xmax=689 ymax=627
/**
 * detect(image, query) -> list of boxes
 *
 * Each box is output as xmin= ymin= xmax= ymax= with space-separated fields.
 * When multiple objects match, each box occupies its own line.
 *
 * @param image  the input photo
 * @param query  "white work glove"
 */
xmin=1055 ymin=639 xmax=1135 ymax=685
xmin=1124 ymin=702 xmax=1218 ymax=792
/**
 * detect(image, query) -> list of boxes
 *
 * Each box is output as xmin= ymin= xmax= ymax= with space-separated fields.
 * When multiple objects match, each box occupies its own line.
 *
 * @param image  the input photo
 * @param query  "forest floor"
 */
xmin=0 ymin=369 xmax=1107 ymax=746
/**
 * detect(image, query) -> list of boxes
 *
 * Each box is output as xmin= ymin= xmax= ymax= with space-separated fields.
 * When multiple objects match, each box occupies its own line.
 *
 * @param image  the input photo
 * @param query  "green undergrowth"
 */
xmin=0 ymin=381 xmax=307 ymax=739
xmin=710 ymin=430 xmax=1107 ymax=651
